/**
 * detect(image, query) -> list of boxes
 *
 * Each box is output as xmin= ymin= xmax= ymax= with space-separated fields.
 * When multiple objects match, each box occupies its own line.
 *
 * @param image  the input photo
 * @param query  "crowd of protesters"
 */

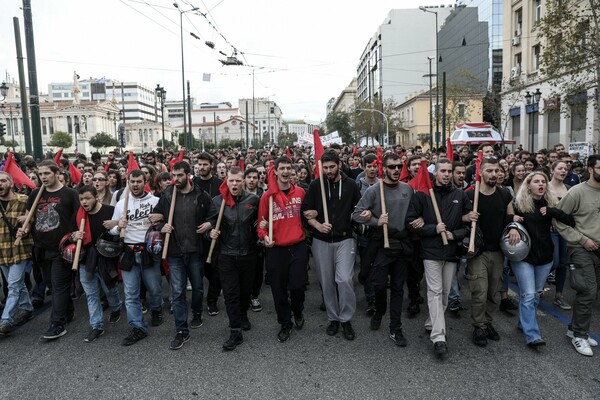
xmin=0 ymin=140 xmax=599 ymax=358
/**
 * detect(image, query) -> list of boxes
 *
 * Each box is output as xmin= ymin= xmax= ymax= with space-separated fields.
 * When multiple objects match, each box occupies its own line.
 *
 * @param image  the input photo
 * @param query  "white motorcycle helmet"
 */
xmin=500 ymin=222 xmax=531 ymax=262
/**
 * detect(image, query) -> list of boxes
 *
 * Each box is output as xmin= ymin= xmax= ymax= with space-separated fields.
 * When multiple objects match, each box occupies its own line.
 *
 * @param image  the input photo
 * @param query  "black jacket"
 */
xmin=154 ymin=182 xmax=214 ymax=257
xmin=207 ymin=190 xmax=259 ymax=256
xmin=406 ymin=184 xmax=471 ymax=261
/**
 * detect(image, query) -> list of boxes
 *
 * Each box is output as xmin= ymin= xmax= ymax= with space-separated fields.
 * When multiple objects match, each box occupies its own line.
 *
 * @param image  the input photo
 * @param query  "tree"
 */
xmin=277 ymin=131 xmax=297 ymax=148
xmin=47 ymin=131 xmax=73 ymax=148
xmin=2 ymin=139 xmax=19 ymax=148
xmin=353 ymin=97 xmax=399 ymax=146
xmin=325 ymin=111 xmax=352 ymax=143
xmin=536 ymin=0 xmax=599 ymax=123
xmin=156 ymin=139 xmax=176 ymax=151
xmin=218 ymin=139 xmax=244 ymax=149
xmin=89 ymin=132 xmax=119 ymax=151
xmin=178 ymin=132 xmax=199 ymax=149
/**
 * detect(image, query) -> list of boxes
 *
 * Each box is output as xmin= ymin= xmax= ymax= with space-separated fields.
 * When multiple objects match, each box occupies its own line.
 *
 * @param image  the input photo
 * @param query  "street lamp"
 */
xmin=419 ymin=6 xmax=440 ymax=149
xmin=356 ymin=108 xmax=389 ymax=147
xmin=155 ymin=84 xmax=166 ymax=150
xmin=423 ymin=57 xmax=435 ymax=150
xmin=173 ymin=2 xmax=199 ymax=149
xmin=0 ymin=82 xmax=8 ymax=101
xmin=525 ymin=89 xmax=542 ymax=152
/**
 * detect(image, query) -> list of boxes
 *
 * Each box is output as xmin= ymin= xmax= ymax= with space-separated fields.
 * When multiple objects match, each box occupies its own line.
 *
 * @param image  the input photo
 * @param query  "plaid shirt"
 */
xmin=0 ymin=193 xmax=33 ymax=266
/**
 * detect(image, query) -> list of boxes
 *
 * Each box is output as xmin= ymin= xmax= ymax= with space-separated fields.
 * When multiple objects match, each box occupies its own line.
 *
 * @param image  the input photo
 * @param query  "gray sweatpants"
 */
xmin=312 ymin=238 xmax=357 ymax=323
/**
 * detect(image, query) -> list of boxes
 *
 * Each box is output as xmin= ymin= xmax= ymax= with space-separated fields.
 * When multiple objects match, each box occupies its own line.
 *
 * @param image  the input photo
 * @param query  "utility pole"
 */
xmin=22 ymin=0 xmax=42 ymax=159
xmin=13 ymin=17 xmax=32 ymax=154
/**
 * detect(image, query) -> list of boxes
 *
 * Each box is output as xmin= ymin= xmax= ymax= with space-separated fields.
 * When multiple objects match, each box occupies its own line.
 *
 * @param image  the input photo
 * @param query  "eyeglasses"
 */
xmin=386 ymin=164 xmax=402 ymax=170
xmin=92 ymin=178 xmax=107 ymax=182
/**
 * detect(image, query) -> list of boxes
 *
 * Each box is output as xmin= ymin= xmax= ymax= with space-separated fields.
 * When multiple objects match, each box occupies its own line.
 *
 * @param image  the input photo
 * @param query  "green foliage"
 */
xmin=3 ymin=139 xmax=19 ymax=148
xmin=47 ymin=131 xmax=73 ymax=148
xmin=89 ymin=132 xmax=119 ymax=150
xmin=218 ymin=139 xmax=244 ymax=149
xmin=156 ymin=139 xmax=176 ymax=151
xmin=353 ymin=97 xmax=399 ymax=145
xmin=325 ymin=112 xmax=353 ymax=143
xmin=276 ymin=131 xmax=297 ymax=148
xmin=178 ymin=132 xmax=199 ymax=149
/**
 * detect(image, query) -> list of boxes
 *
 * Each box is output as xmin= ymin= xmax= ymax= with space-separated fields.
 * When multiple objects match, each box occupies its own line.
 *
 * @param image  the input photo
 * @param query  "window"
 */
xmin=202 ymin=116 xmax=206 ymax=123
xmin=532 ymin=45 xmax=541 ymax=71
xmin=515 ymin=52 xmax=522 ymax=69
xmin=224 ymin=127 xmax=229 ymax=134
xmin=67 ymin=116 xmax=72 ymax=134
xmin=457 ymin=103 xmax=467 ymax=119
xmin=534 ymin=0 xmax=541 ymax=23
xmin=515 ymin=8 xmax=522 ymax=36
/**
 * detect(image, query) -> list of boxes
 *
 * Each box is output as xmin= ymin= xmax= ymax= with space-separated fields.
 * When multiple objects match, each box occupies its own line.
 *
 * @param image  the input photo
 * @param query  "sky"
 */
xmin=0 ymin=0 xmax=441 ymax=122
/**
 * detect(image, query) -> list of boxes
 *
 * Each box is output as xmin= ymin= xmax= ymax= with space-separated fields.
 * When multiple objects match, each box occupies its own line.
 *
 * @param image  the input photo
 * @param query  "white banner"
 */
xmin=568 ymin=142 xmax=594 ymax=160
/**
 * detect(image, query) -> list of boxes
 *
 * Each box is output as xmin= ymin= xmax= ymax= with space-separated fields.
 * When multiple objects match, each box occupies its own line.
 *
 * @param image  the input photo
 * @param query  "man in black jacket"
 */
xmin=208 ymin=166 xmax=260 ymax=351
xmin=302 ymin=151 xmax=361 ymax=340
xmin=154 ymin=161 xmax=214 ymax=350
xmin=407 ymin=159 xmax=475 ymax=357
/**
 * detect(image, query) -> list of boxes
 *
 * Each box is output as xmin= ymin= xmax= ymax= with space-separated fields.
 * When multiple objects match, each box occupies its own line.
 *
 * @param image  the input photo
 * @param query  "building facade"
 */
xmin=239 ymin=98 xmax=283 ymax=145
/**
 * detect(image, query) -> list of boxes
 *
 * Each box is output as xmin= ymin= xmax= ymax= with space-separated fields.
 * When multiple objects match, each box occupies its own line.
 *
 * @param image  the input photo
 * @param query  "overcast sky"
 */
xmin=0 ymin=0 xmax=441 ymax=122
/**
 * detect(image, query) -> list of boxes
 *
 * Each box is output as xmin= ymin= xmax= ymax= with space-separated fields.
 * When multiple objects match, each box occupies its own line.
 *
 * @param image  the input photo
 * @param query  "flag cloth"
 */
xmin=313 ymin=129 xmax=325 ymax=179
xmin=4 ymin=152 xmax=35 ymax=189
xmin=409 ymin=160 xmax=433 ymax=194
xmin=237 ymin=158 xmax=245 ymax=172
xmin=475 ymin=150 xmax=483 ymax=183
xmin=351 ymin=146 xmax=357 ymax=156
xmin=285 ymin=147 xmax=292 ymax=158
xmin=399 ymin=159 xmax=410 ymax=183
xmin=75 ymin=206 xmax=92 ymax=246
xmin=169 ymin=149 xmax=184 ymax=169
xmin=127 ymin=152 xmax=140 ymax=175
xmin=264 ymin=163 xmax=286 ymax=210
xmin=376 ymin=147 xmax=384 ymax=178
xmin=104 ymin=163 xmax=110 ymax=172
xmin=202 ymin=73 xmax=211 ymax=82
xmin=53 ymin=149 xmax=63 ymax=165
xmin=219 ymin=179 xmax=235 ymax=207
xmin=446 ymin=138 xmax=454 ymax=163
xmin=68 ymin=163 xmax=82 ymax=184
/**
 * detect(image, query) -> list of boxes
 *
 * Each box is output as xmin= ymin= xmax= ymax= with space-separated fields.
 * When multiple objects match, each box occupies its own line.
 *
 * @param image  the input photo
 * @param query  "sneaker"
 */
xmin=472 ymin=327 xmax=488 ymax=346
xmin=32 ymin=298 xmax=44 ymax=309
xmin=170 ymin=331 xmax=190 ymax=350
xmin=341 ymin=321 xmax=356 ymax=341
xmin=141 ymin=301 xmax=148 ymax=314
xmin=250 ymin=297 xmax=262 ymax=312
xmin=326 ymin=321 xmax=340 ymax=336
xmin=42 ymin=323 xmax=67 ymax=340
xmin=566 ymin=329 xmax=598 ymax=347
xmin=500 ymin=297 xmax=518 ymax=312
xmin=277 ymin=325 xmax=292 ymax=342
xmin=390 ymin=330 xmax=407 ymax=347
xmin=109 ymin=310 xmax=122 ymax=324
xmin=407 ymin=302 xmax=420 ymax=318
xmin=527 ymin=338 xmax=546 ymax=348
xmin=448 ymin=301 xmax=465 ymax=312
xmin=122 ymin=327 xmax=147 ymax=346
xmin=241 ymin=315 xmax=252 ymax=331
xmin=553 ymin=297 xmax=572 ymax=310
xmin=434 ymin=341 xmax=448 ymax=357
xmin=0 ymin=320 xmax=12 ymax=335
xmin=370 ymin=315 xmax=382 ymax=331
xmin=12 ymin=309 xmax=34 ymax=325
xmin=294 ymin=313 xmax=305 ymax=329
xmin=223 ymin=330 xmax=243 ymax=351
xmin=547 ymin=271 xmax=556 ymax=284
xmin=366 ymin=301 xmax=376 ymax=317
xmin=207 ymin=303 xmax=219 ymax=316
xmin=572 ymin=337 xmax=593 ymax=356
xmin=84 ymin=328 xmax=105 ymax=343
xmin=485 ymin=323 xmax=500 ymax=341
xmin=151 ymin=311 xmax=163 ymax=327
xmin=190 ymin=313 xmax=203 ymax=329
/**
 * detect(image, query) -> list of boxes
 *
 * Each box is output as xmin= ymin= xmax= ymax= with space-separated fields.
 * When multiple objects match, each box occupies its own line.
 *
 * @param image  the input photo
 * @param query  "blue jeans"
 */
xmin=121 ymin=253 xmax=163 ymax=332
xmin=79 ymin=267 xmax=122 ymax=330
xmin=512 ymin=260 xmax=553 ymax=344
xmin=167 ymin=252 xmax=204 ymax=332
xmin=0 ymin=260 xmax=33 ymax=323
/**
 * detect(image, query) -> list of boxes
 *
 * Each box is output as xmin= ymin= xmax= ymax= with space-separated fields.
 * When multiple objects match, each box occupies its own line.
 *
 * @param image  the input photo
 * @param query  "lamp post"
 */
xmin=1 ymin=103 xmax=21 ymax=146
xmin=0 ymin=82 xmax=8 ymax=101
xmin=525 ymin=89 xmax=542 ymax=152
xmin=173 ymin=2 xmax=199 ymax=149
xmin=419 ymin=6 xmax=440 ymax=150
xmin=423 ymin=57 xmax=434 ymax=150
xmin=356 ymin=108 xmax=389 ymax=146
xmin=155 ymin=84 xmax=166 ymax=150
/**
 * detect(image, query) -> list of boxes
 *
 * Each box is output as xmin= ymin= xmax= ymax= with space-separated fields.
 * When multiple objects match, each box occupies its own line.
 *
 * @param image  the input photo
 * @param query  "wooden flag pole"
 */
xmin=119 ymin=186 xmax=130 ymax=238
xmin=268 ymin=196 xmax=274 ymax=240
xmin=206 ymin=200 xmax=226 ymax=264
xmin=15 ymin=186 xmax=45 ymax=246
xmin=468 ymin=181 xmax=481 ymax=254
xmin=428 ymin=188 xmax=449 ymax=246
xmin=71 ymin=219 xmax=86 ymax=271
xmin=317 ymin=159 xmax=329 ymax=224
xmin=162 ymin=186 xmax=177 ymax=260
xmin=379 ymin=180 xmax=390 ymax=248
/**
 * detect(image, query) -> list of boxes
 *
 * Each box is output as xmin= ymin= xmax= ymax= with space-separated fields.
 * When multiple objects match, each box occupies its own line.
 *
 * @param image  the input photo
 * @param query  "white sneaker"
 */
xmin=572 ymin=337 xmax=593 ymax=356
xmin=566 ymin=329 xmax=598 ymax=347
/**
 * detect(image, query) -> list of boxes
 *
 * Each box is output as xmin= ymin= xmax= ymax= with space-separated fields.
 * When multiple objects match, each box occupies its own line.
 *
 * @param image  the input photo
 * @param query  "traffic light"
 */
xmin=119 ymin=132 xmax=125 ymax=147
xmin=0 ymin=122 xmax=5 ymax=137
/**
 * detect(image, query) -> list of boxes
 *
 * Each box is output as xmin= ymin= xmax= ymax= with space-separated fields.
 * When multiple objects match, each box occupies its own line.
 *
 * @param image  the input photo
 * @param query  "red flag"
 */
xmin=264 ymin=163 xmax=286 ymax=210
xmin=409 ymin=160 xmax=433 ymax=194
xmin=351 ymin=146 xmax=357 ymax=156
xmin=75 ymin=206 xmax=92 ymax=246
xmin=69 ymin=163 xmax=83 ymax=184
xmin=475 ymin=150 xmax=483 ymax=183
xmin=285 ymin=147 xmax=292 ymax=158
xmin=237 ymin=158 xmax=245 ymax=172
xmin=53 ymin=149 xmax=63 ymax=166
xmin=104 ymin=163 xmax=110 ymax=172
xmin=399 ymin=160 xmax=410 ymax=183
xmin=127 ymin=152 xmax=140 ymax=175
xmin=169 ymin=149 xmax=184 ymax=169
xmin=218 ymin=178 xmax=235 ymax=207
xmin=376 ymin=147 xmax=384 ymax=178
xmin=4 ymin=152 xmax=35 ymax=189
xmin=313 ymin=129 xmax=325 ymax=179
xmin=446 ymin=138 xmax=454 ymax=163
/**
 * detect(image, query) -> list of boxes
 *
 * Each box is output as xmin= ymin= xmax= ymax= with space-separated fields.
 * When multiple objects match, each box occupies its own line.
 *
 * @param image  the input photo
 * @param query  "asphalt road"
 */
xmin=1 ymin=262 xmax=600 ymax=400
